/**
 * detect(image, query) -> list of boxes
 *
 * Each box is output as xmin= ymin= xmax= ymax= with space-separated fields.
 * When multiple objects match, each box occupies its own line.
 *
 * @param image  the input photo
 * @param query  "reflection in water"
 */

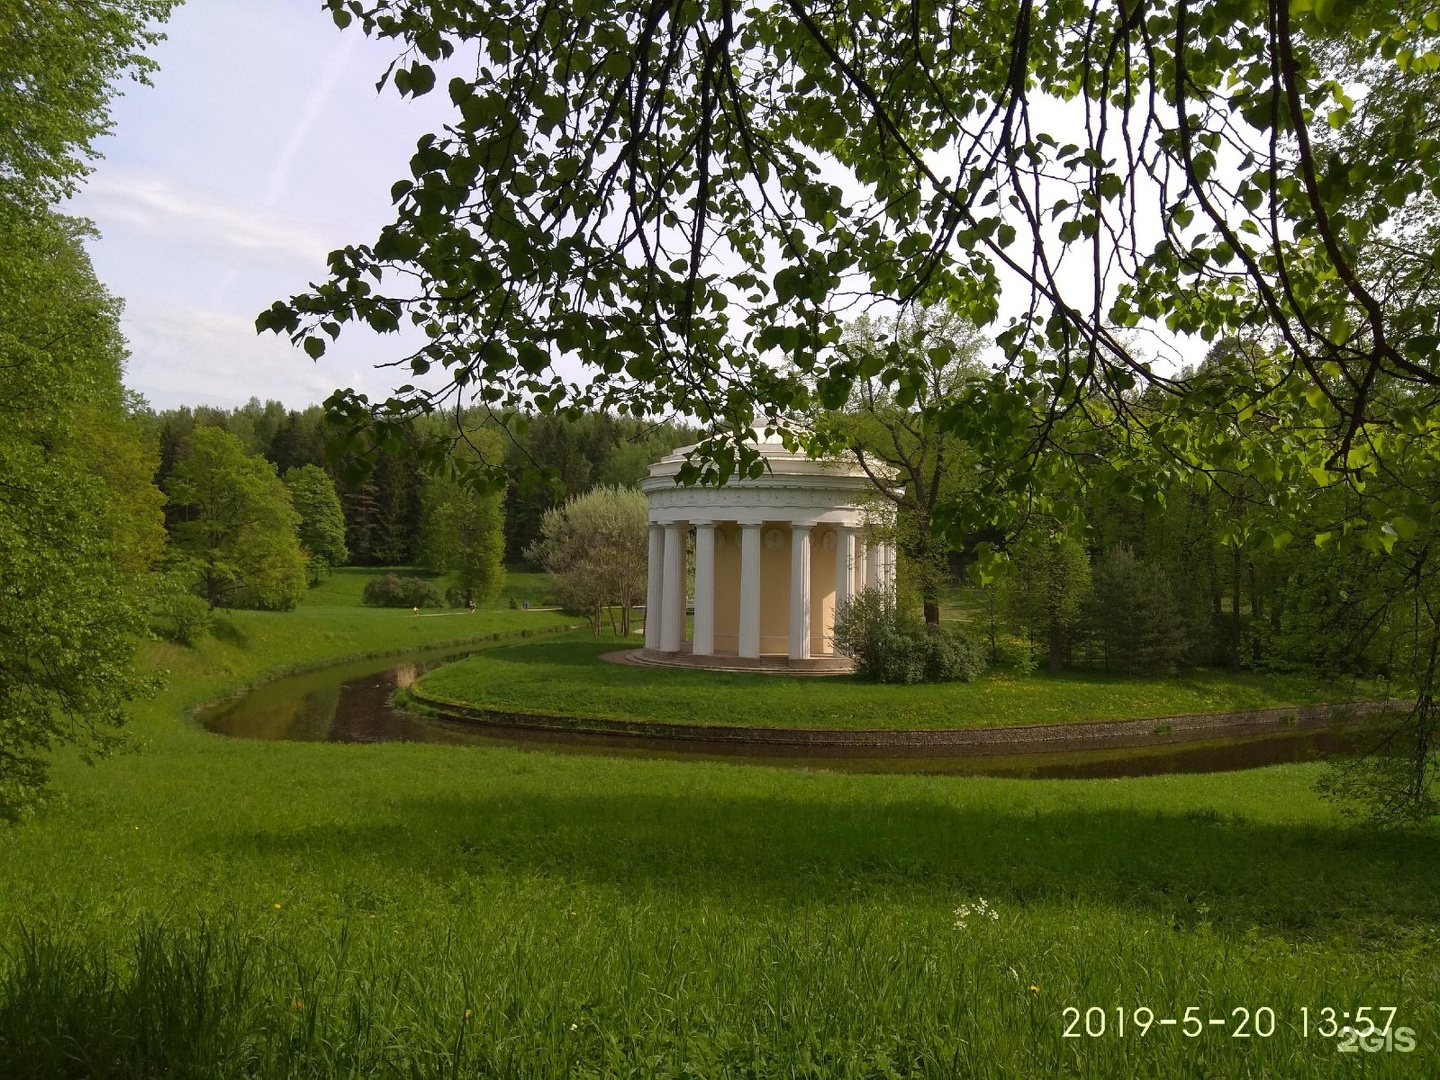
xmin=201 ymin=647 xmax=1382 ymax=779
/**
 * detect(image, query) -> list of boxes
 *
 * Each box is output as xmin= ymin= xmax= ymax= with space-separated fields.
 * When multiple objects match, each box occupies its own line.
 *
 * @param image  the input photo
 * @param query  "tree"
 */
xmin=1088 ymin=546 xmax=1190 ymax=676
xmin=816 ymin=308 xmax=987 ymax=623
xmin=420 ymin=429 xmax=508 ymax=603
xmin=0 ymin=0 xmax=175 ymax=821
xmin=527 ymin=486 xmax=648 ymax=635
xmin=1001 ymin=533 xmax=1092 ymax=674
xmin=267 ymin=3 xmax=1437 ymax=483
xmin=284 ymin=465 xmax=349 ymax=583
xmin=501 ymin=412 xmax=696 ymax=564
xmin=266 ymin=406 xmax=329 ymax=474
xmin=0 ymin=206 xmax=167 ymax=821
xmin=167 ymin=428 xmax=308 ymax=611
xmin=1 ymin=0 xmax=177 ymax=208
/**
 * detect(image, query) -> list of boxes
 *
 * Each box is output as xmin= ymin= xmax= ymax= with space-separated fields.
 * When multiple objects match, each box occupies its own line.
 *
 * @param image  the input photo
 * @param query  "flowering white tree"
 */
xmin=527 ymin=486 xmax=648 ymax=635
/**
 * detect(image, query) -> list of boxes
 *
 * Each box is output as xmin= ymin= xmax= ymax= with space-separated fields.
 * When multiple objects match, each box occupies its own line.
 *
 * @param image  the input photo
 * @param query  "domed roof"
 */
xmin=639 ymin=426 xmax=893 ymax=526
xmin=641 ymin=426 xmax=873 ymax=489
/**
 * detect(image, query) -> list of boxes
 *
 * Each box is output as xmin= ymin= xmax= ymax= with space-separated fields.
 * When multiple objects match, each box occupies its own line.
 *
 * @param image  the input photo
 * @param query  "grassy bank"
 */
xmin=0 ymin=573 xmax=1436 ymax=1078
xmin=415 ymin=638 xmax=1365 ymax=730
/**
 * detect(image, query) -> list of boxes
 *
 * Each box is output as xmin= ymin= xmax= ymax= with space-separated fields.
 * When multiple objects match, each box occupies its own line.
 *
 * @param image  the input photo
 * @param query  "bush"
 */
xmin=919 ymin=622 xmax=985 ymax=682
xmin=157 ymin=590 xmax=213 ymax=646
xmin=361 ymin=574 xmax=443 ymax=609
xmin=833 ymin=588 xmax=984 ymax=684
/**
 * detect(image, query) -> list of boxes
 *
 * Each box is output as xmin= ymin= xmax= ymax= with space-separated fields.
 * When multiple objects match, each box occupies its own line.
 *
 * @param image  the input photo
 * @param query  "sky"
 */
xmin=68 ymin=0 xmax=456 ymax=411
xmin=72 ymin=2 xmax=1196 ymax=415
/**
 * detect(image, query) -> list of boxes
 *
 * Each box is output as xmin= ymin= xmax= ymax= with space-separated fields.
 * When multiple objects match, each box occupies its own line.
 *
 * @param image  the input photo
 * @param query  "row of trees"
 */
xmin=146 ymin=401 xmax=691 ymax=570
xmin=820 ymin=310 xmax=1414 ymax=687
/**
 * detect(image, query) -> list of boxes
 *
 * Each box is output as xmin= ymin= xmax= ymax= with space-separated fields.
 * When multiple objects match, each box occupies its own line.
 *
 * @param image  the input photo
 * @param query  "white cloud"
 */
xmin=75 ymin=169 xmax=337 ymax=266
xmin=121 ymin=303 xmax=353 ymax=410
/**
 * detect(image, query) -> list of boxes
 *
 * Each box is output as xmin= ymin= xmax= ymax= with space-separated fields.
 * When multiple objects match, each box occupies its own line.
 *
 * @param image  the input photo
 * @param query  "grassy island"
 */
xmin=413 ymin=637 xmax=1362 ymax=731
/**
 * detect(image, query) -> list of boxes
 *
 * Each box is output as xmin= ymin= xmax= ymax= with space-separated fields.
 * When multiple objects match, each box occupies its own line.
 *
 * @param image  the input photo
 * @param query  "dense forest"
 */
xmin=142 ymin=400 xmax=695 ymax=570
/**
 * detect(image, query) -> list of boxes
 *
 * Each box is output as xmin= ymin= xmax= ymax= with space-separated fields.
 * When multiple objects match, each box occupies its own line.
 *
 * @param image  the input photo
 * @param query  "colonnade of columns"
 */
xmin=644 ymin=521 xmax=896 ymax=661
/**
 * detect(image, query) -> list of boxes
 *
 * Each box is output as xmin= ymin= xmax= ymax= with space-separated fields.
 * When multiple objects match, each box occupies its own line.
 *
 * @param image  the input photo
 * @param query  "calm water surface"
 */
xmin=200 ymin=646 xmax=1379 ymax=779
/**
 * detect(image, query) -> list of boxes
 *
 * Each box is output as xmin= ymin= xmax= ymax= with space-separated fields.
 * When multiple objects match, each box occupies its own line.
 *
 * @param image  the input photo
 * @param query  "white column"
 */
xmin=789 ymin=523 xmax=812 ymax=660
xmin=866 ymin=534 xmax=882 ymax=589
xmin=660 ymin=522 xmax=686 ymax=652
xmin=738 ymin=522 xmax=762 ymax=658
xmin=883 ymin=540 xmax=897 ymax=596
xmin=644 ymin=524 xmax=663 ymax=649
xmin=853 ymin=534 xmax=868 ymax=596
xmin=693 ymin=522 xmax=715 ymax=656
xmin=832 ymin=526 xmax=853 ymax=654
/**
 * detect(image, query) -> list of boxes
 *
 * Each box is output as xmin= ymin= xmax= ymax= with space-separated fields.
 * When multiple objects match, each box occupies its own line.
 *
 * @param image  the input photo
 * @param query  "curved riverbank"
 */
xmin=407 ymin=685 xmax=1399 ymax=756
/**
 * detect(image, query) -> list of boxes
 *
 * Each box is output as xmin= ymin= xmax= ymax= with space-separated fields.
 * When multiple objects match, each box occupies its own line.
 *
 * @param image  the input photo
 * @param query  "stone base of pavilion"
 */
xmin=612 ymin=645 xmax=855 ymax=676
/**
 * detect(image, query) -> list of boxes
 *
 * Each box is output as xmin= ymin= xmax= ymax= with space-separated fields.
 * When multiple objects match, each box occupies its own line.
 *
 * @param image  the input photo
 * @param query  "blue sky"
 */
xmin=69 ymin=0 xmax=455 ymax=410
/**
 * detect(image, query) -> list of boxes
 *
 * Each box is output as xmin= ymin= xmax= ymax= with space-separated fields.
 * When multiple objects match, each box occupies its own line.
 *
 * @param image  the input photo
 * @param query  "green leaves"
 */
xmin=0 ymin=0 xmax=178 ymax=207
xmin=0 ymin=203 xmax=167 ymax=820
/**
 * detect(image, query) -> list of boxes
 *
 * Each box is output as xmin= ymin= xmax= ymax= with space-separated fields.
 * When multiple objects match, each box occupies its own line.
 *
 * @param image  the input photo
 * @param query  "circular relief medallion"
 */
xmin=763 ymin=527 xmax=786 ymax=551
xmin=713 ymin=528 xmax=727 ymax=551
xmin=820 ymin=530 xmax=838 ymax=552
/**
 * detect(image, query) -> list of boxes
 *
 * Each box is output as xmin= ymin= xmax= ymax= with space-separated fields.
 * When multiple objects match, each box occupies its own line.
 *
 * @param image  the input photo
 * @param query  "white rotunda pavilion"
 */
xmin=638 ymin=431 xmax=896 ymax=672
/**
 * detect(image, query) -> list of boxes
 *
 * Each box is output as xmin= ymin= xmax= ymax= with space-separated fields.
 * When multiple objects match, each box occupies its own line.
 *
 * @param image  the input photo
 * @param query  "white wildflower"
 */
xmin=953 ymin=897 xmax=1000 ymax=930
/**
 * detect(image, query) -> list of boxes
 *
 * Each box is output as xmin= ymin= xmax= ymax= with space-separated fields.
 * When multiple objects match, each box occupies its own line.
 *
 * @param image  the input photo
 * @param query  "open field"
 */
xmin=1 ymin=572 xmax=1436 ymax=1078
xmin=415 ymin=638 xmax=1369 ymax=731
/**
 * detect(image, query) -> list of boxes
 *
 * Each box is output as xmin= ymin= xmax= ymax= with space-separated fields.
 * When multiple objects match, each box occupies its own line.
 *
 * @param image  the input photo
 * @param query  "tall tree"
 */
xmin=167 ymin=428 xmax=308 ymax=611
xmin=0 ymin=0 xmax=175 ymax=820
xmin=284 ymin=465 xmax=350 ymax=583
xmin=816 ymin=308 xmax=987 ymax=624
xmin=1 ymin=0 xmax=176 ymax=208
xmin=1001 ymin=532 xmax=1092 ymax=674
xmin=0 ymin=206 xmax=166 ymax=821
xmin=266 ymin=407 xmax=328 ymax=474
xmin=420 ymin=430 xmax=507 ymax=603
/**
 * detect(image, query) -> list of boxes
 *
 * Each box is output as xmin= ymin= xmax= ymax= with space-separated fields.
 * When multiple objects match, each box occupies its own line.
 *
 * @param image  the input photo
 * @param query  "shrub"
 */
xmin=361 ymin=574 xmax=442 ymax=608
xmin=157 ymin=590 xmax=213 ymax=646
xmin=920 ymin=622 xmax=985 ymax=682
xmin=833 ymin=588 xmax=984 ymax=684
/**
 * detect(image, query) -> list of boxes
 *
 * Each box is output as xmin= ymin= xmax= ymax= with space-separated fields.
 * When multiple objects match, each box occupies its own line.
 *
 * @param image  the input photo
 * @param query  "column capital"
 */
xmin=789 ymin=520 xmax=817 ymax=532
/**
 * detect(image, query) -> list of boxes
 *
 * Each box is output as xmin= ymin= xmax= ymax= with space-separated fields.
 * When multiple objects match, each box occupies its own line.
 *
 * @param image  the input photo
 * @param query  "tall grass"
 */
xmin=4 ymin=892 xmax=1434 ymax=1078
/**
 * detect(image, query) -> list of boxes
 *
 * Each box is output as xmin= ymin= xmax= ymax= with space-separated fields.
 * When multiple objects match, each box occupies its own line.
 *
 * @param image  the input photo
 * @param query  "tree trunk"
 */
xmin=1230 ymin=545 xmax=1243 ymax=665
xmin=1048 ymin=619 xmax=1065 ymax=673
xmin=923 ymin=599 xmax=941 ymax=625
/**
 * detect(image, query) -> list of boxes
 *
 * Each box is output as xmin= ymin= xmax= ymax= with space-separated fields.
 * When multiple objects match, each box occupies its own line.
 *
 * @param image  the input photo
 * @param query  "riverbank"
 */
xmin=1 ymin=571 xmax=1436 ymax=1078
xmin=412 ymin=638 xmax=1377 ymax=732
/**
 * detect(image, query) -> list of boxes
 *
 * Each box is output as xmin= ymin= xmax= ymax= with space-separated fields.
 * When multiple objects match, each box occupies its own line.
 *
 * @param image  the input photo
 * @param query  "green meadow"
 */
xmin=415 ymin=638 xmax=1359 ymax=730
xmin=1 ymin=570 xmax=1436 ymax=1078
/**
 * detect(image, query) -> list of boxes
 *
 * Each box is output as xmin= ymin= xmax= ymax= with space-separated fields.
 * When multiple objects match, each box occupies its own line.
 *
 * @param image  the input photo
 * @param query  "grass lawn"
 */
xmin=0 ymin=572 xmax=1435 ymax=1078
xmin=414 ymin=638 xmax=1365 ymax=730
